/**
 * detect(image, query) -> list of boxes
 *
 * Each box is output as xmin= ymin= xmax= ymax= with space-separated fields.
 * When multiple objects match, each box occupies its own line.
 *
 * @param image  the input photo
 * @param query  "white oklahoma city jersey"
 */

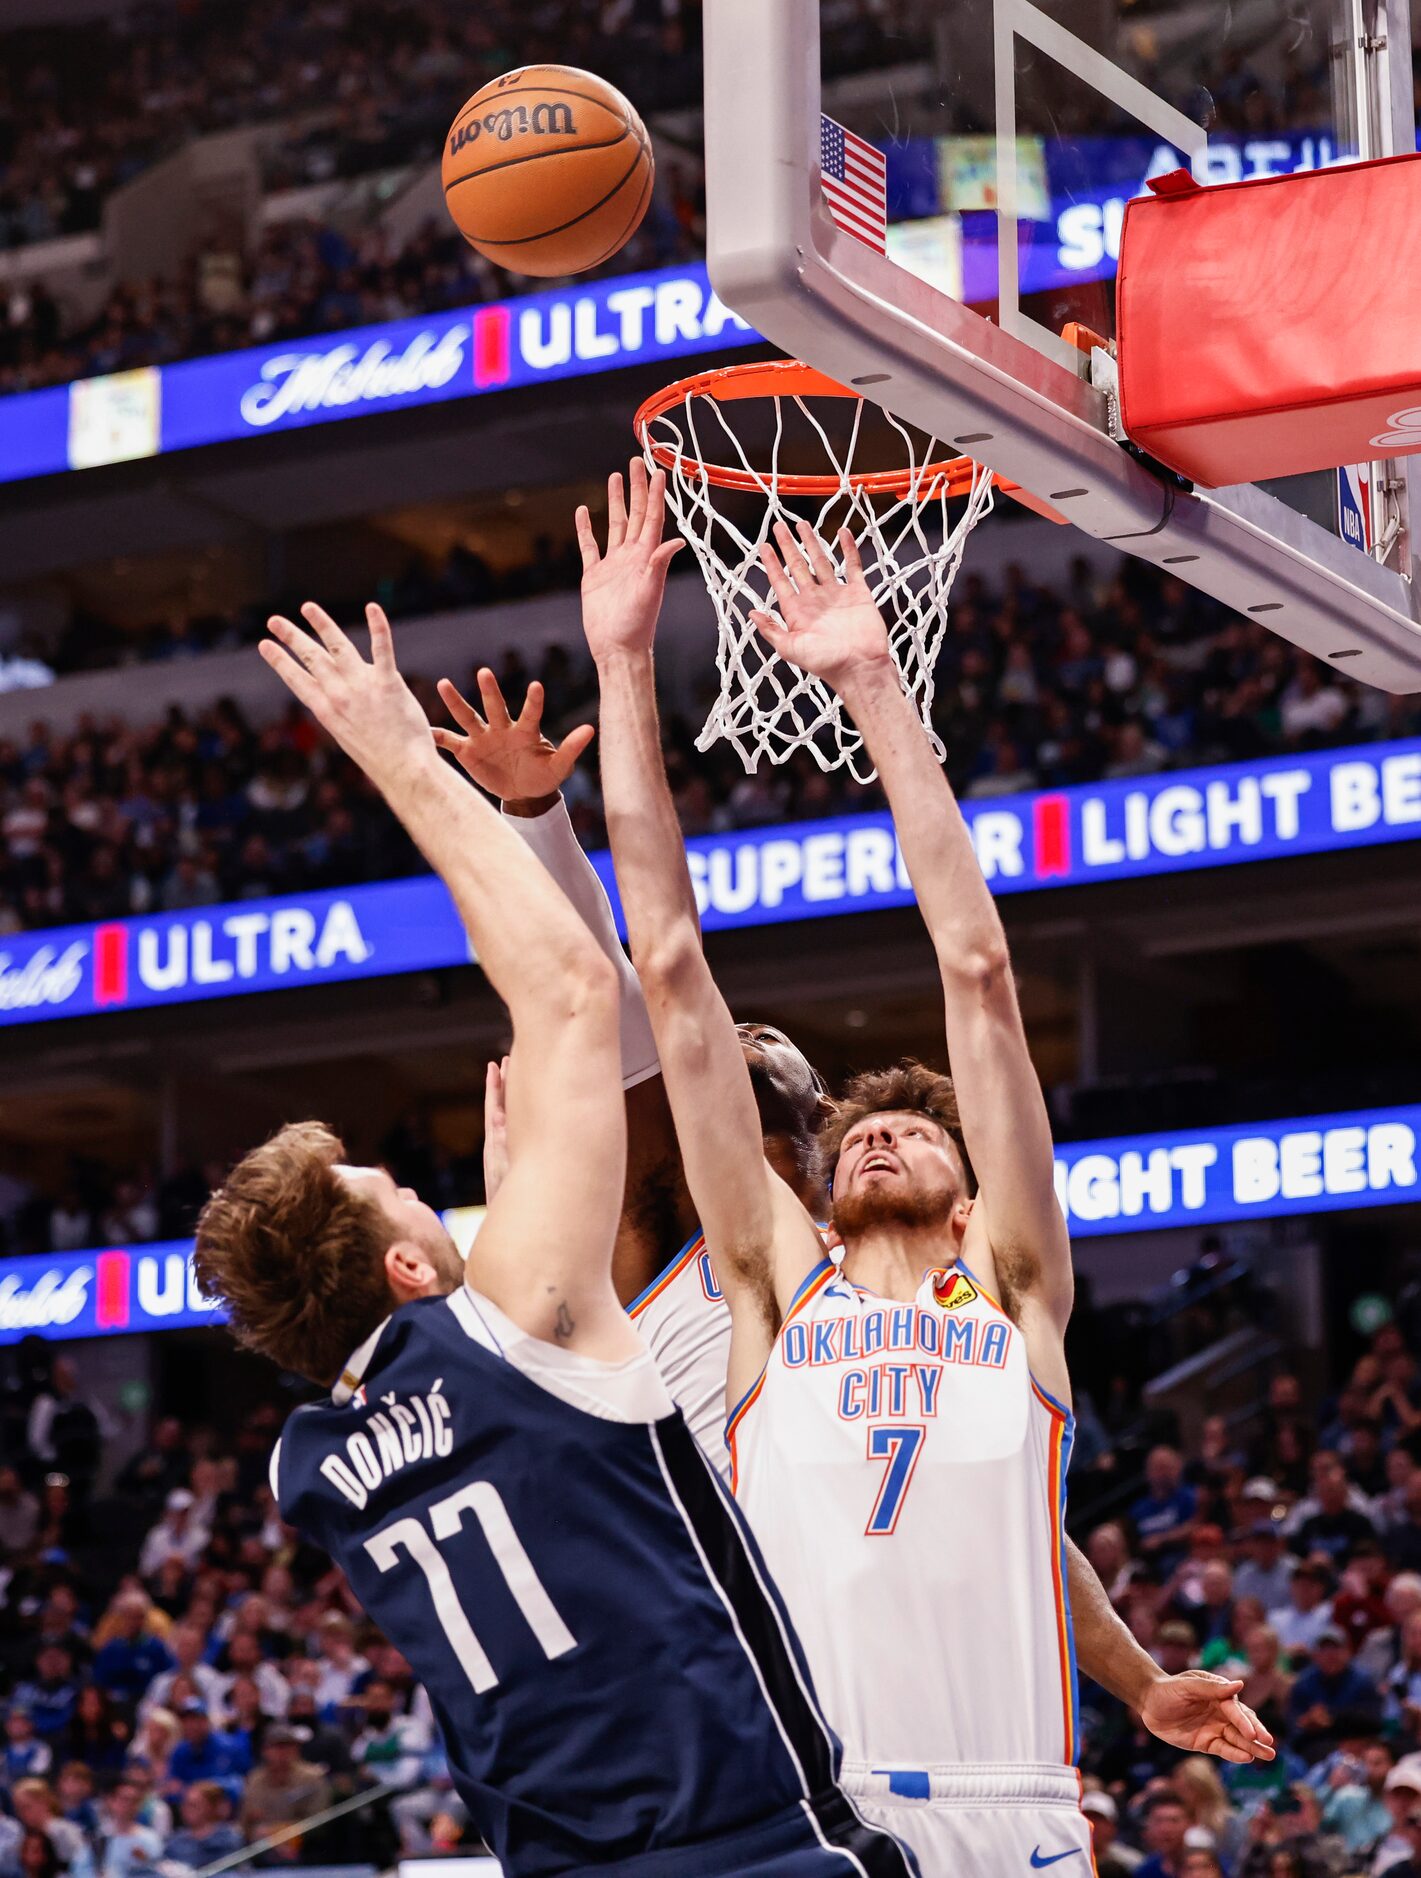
xmin=626 ymin=1230 xmax=733 ymax=1483
xmin=728 ymin=1255 xmax=1078 ymax=1770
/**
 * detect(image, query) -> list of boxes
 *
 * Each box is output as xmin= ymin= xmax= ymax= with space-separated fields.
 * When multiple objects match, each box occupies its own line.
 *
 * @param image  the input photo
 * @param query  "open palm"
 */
xmin=576 ymin=458 xmax=684 ymax=663
xmin=433 ymin=669 xmax=593 ymax=805
xmin=1141 ymin=1672 xmax=1275 ymax=1765
xmin=750 ymin=521 xmax=893 ymax=690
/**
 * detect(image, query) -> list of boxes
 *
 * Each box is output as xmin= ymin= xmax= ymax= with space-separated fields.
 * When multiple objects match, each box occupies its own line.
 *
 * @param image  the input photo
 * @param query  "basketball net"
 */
xmin=635 ymin=362 xmax=996 ymax=784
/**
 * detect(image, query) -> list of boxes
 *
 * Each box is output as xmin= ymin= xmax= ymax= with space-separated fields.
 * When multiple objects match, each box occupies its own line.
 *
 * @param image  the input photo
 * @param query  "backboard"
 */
xmin=702 ymin=0 xmax=1421 ymax=690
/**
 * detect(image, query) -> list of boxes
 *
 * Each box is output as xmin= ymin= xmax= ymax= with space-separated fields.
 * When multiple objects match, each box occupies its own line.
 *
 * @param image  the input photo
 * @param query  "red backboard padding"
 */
xmin=1117 ymin=151 xmax=1421 ymax=487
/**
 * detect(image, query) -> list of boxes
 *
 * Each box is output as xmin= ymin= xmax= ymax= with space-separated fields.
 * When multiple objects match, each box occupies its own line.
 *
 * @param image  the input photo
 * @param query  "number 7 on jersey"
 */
xmin=865 ymin=1424 xmax=925 ymax=1536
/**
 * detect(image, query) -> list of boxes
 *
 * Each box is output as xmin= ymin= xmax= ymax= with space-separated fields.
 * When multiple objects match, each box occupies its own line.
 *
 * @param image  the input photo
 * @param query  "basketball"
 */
xmin=442 ymin=65 xmax=653 ymax=278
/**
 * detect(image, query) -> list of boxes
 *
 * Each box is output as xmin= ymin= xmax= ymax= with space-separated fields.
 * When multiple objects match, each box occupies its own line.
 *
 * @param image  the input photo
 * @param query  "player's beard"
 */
xmin=831 ymin=1177 xmax=960 ymax=1243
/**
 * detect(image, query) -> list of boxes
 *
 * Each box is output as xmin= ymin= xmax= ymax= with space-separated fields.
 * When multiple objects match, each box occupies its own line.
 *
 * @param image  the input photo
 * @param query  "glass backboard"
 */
xmin=702 ymin=0 xmax=1421 ymax=690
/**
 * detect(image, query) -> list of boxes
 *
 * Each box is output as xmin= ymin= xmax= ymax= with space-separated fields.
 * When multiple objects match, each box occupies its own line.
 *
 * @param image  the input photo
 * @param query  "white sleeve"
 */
xmin=503 ymin=796 xmax=660 ymax=1089
xmin=448 ymin=1287 xmax=674 ymax=1424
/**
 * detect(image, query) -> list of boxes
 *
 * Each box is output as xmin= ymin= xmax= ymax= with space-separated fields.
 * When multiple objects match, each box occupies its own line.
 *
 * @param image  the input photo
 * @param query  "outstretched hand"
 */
xmin=261 ymin=601 xmax=431 ymax=789
xmin=576 ymin=458 xmax=684 ymax=664
xmin=750 ymin=521 xmax=893 ymax=692
xmin=1140 ymin=1671 xmax=1276 ymax=1765
xmin=434 ymin=669 xmax=593 ymax=807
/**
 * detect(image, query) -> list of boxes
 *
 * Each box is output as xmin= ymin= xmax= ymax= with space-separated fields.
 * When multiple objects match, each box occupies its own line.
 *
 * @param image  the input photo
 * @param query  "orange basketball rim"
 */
xmin=634 ymin=359 xmax=1065 ymax=519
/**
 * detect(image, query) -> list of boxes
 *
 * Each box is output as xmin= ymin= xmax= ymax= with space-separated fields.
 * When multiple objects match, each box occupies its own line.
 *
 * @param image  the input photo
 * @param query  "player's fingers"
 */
xmin=476 ymin=667 xmax=512 ymax=730
xmin=640 ymin=466 xmax=666 ymax=550
xmin=265 ymin=613 xmax=324 ymax=675
xmin=837 ymin=527 xmax=867 ymax=582
xmin=758 ymin=541 xmax=798 ymax=613
xmin=551 ymin=722 xmax=596 ymax=781
xmin=626 ymin=457 xmax=648 ymax=540
xmin=749 ymin=609 xmax=794 ymax=659
xmin=259 ymin=638 xmax=320 ymax=709
xmin=606 ymin=472 xmax=627 ymax=550
xmin=796 ymin=519 xmax=838 ymax=583
xmin=366 ymin=602 xmax=396 ymax=673
xmin=1209 ymin=1735 xmax=1254 ymax=1766
xmin=299 ymin=602 xmax=349 ymax=658
xmin=773 ymin=518 xmax=815 ymax=585
xmin=517 ymin=680 xmax=546 ymax=732
xmin=436 ymin=678 xmax=485 ymax=736
xmin=1226 ymin=1694 xmax=1274 ymax=1747
xmin=652 ymin=538 xmax=685 ymax=574
xmin=574 ymin=505 xmax=600 ymax=571
xmin=430 ymin=726 xmax=465 ymax=756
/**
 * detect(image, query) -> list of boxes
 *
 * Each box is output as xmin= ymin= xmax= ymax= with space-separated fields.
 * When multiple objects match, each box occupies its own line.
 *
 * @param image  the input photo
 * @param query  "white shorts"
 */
xmin=840 ymin=1761 xmax=1096 ymax=1878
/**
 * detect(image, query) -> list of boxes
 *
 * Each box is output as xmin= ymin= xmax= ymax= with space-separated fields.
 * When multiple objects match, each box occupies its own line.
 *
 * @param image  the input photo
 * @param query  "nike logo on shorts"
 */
xmin=1029 ymin=1850 xmax=1082 ymax=1869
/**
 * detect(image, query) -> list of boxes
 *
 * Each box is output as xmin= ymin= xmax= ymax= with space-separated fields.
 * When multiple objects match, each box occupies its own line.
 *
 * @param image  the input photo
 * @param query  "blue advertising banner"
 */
xmin=1053 ymin=1104 xmax=1421 ymax=1237
xmin=7 ymin=1102 xmax=1418 ymax=1342
xmin=0 ymin=263 xmax=757 ymax=487
xmin=0 ymin=739 xmax=1417 ymax=1029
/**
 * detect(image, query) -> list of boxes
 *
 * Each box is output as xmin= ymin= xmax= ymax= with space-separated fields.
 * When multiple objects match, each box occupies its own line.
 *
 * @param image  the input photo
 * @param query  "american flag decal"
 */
xmin=819 ymin=113 xmax=888 ymax=253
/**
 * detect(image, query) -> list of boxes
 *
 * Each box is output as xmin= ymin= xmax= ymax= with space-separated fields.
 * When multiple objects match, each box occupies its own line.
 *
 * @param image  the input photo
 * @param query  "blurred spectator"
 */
xmin=1284 ymin=1627 xmax=1381 ymax=1760
xmin=1319 ymin=1738 xmax=1395 ymax=1862
xmin=1290 ymin=1453 xmax=1381 ymax=1564
xmin=238 ymin=1727 xmax=332 ymax=1851
xmin=2 ymin=1713 xmax=51 ymax=1786
xmin=90 ymin=1595 xmax=173 ymax=1709
xmin=0 ymin=1466 xmax=39 ymax=1553
xmin=25 ymin=1360 xmax=103 ymax=1506
xmin=165 ymin=1703 xmax=249 ymax=1802
xmin=137 ymin=1492 xmax=209 ymax=1581
xmin=1269 ymin=1561 xmax=1336 ymax=1662
xmin=1236 ymin=1522 xmax=1294 ymax=1611
xmin=12 ymin=1645 xmax=80 ymax=1743
xmin=1133 ymin=1447 xmax=1199 ymax=1571
xmin=1238 ymin=1624 xmax=1293 ymax=1743
xmin=60 ymin=1690 xmax=130 ymax=1779
xmin=347 ymin=1681 xmax=426 ymax=1790
xmin=164 ymin=1781 xmax=243 ymax=1869
xmin=138 ymin=1623 xmax=223 ymax=1725
xmin=94 ymin=1775 xmax=162 ymax=1878
xmin=1135 ymin=1790 xmax=1192 ymax=1878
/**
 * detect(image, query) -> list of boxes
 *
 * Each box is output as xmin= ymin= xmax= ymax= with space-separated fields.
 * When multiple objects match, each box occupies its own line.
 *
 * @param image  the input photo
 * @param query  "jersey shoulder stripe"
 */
xmin=1029 ymin=1373 xmax=1079 ymax=1763
xmin=726 ymin=1254 xmax=834 ymax=1439
xmin=725 ymin=1256 xmax=837 ymax=1492
xmin=625 ymin=1228 xmax=707 ymax=1319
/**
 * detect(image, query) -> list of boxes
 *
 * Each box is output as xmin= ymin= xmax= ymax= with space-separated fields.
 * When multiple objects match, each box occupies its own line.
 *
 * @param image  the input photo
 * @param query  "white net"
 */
xmin=642 ymin=382 xmax=995 ymax=784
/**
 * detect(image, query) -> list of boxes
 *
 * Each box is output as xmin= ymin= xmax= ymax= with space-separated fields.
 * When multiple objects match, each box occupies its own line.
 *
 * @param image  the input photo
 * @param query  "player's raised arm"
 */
xmin=433 ymin=667 xmax=695 ymax=1301
xmin=259 ymin=602 xmax=633 ymax=1360
xmin=752 ymin=524 xmax=1071 ymax=1361
xmin=578 ymin=463 xmax=824 ymax=1384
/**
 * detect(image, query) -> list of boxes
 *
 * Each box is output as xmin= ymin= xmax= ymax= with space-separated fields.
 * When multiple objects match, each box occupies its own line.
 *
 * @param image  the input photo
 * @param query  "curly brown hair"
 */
xmin=193 ymin=1121 xmax=396 ymax=1386
xmin=818 ymin=1060 xmax=976 ymax=1193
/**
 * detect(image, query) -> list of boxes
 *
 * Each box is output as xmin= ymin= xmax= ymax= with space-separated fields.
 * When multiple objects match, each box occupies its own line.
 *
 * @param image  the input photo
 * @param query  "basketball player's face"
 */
xmin=831 ymin=1111 xmax=966 ymax=1239
xmin=336 ymin=1165 xmax=465 ymax=1294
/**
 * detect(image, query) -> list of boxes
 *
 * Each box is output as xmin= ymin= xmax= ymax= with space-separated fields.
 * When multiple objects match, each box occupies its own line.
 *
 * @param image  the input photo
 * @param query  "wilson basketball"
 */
xmin=442 ymin=66 xmax=653 ymax=278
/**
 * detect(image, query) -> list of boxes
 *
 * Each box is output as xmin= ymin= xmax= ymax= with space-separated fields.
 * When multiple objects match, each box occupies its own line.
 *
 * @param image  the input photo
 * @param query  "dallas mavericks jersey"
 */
xmin=729 ymin=1257 xmax=1079 ymax=1771
xmin=273 ymin=1286 xmax=911 ymax=1878
xmin=627 ymin=1229 xmax=733 ymax=1481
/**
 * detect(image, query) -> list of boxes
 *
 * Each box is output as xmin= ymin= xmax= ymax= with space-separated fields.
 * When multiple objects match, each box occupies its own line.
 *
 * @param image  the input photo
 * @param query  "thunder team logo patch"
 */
xmin=932 ymin=1270 xmax=977 ymax=1310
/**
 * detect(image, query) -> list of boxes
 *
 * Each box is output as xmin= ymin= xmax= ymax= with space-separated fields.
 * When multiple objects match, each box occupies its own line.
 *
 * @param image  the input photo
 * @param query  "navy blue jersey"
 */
xmin=273 ymin=1288 xmax=915 ymax=1878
